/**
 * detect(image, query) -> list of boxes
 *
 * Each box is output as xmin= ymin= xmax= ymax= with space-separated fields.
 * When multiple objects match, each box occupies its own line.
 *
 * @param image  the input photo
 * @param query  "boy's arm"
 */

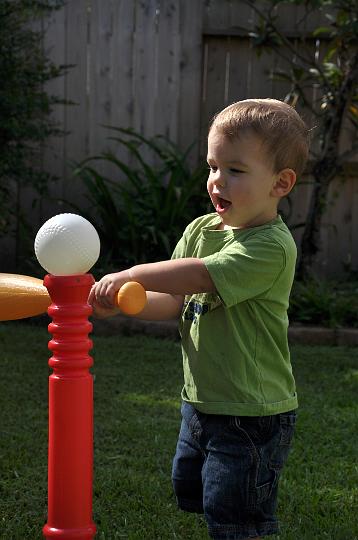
xmin=92 ymin=291 xmax=184 ymax=321
xmin=88 ymin=257 xmax=216 ymax=310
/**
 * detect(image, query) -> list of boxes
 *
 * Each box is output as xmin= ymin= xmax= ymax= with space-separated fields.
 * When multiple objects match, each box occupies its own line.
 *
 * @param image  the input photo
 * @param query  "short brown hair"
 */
xmin=210 ymin=98 xmax=310 ymax=178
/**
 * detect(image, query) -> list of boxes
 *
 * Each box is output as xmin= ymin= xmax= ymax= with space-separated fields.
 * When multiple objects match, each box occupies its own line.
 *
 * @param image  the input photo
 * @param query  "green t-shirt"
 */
xmin=172 ymin=213 xmax=298 ymax=416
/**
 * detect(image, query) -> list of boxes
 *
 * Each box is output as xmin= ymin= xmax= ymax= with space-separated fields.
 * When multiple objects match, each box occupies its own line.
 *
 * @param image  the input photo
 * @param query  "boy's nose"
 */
xmin=213 ymin=171 xmax=226 ymax=187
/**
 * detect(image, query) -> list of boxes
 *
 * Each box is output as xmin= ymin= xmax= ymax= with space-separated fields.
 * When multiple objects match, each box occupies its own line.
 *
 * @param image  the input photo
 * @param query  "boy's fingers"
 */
xmin=88 ymin=284 xmax=96 ymax=305
xmin=92 ymin=301 xmax=116 ymax=319
xmin=99 ymin=297 xmax=115 ymax=309
xmin=88 ymin=277 xmax=122 ymax=308
xmin=95 ymin=283 xmax=116 ymax=309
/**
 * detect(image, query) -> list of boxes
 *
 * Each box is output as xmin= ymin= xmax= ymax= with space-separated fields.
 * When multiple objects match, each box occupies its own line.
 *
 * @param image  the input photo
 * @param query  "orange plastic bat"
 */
xmin=0 ymin=273 xmax=147 ymax=321
xmin=0 ymin=273 xmax=50 ymax=321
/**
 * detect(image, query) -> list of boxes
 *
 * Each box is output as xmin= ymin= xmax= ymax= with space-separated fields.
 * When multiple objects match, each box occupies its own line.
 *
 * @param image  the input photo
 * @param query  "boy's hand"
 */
xmin=91 ymin=301 xmax=121 ymax=319
xmin=88 ymin=271 xmax=130 ymax=309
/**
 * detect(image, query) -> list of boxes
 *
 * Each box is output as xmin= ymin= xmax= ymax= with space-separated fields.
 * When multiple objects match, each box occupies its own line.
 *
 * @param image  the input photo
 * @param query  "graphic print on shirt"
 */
xmin=182 ymin=292 xmax=222 ymax=325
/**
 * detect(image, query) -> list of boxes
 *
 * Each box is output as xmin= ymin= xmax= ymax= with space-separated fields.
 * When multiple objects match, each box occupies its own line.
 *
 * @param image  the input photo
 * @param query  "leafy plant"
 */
xmin=289 ymin=277 xmax=358 ymax=328
xmin=71 ymin=127 xmax=210 ymax=270
xmin=242 ymin=0 xmax=358 ymax=279
xmin=0 ymin=0 xmax=70 ymax=249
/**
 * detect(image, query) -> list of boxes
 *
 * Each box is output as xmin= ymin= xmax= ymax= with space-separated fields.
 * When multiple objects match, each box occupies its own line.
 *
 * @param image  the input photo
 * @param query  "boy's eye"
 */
xmin=207 ymin=166 xmax=244 ymax=174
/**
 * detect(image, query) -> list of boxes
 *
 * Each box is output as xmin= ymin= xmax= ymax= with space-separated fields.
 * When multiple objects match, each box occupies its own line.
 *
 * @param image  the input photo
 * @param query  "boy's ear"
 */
xmin=271 ymin=168 xmax=296 ymax=198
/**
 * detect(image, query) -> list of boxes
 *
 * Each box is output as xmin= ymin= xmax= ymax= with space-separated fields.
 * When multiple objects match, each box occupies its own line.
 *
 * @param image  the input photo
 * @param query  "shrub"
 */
xmin=289 ymin=277 xmax=358 ymax=328
xmin=0 ymin=0 xmax=68 ymax=237
xmin=72 ymin=127 xmax=210 ymax=271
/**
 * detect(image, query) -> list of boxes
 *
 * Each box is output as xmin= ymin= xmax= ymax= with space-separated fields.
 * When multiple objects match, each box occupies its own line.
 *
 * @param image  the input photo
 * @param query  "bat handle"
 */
xmin=115 ymin=281 xmax=147 ymax=315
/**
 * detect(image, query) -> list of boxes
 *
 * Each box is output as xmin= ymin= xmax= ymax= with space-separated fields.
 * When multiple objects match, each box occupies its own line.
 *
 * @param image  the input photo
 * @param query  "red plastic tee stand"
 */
xmin=42 ymin=274 xmax=97 ymax=540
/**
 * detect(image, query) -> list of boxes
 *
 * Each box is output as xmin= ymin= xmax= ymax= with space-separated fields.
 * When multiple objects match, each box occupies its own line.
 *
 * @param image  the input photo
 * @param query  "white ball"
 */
xmin=34 ymin=213 xmax=100 ymax=275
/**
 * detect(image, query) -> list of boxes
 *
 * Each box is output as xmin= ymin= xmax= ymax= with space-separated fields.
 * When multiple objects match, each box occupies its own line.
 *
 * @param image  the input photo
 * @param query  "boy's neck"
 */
xmin=217 ymin=212 xmax=279 ymax=231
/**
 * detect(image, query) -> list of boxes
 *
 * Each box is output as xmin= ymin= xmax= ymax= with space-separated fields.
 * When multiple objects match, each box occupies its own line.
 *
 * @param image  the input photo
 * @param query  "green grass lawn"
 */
xmin=0 ymin=323 xmax=357 ymax=540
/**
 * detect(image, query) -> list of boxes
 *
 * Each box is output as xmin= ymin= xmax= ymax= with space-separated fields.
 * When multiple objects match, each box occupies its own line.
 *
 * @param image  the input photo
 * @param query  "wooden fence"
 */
xmin=2 ymin=0 xmax=357 ymax=276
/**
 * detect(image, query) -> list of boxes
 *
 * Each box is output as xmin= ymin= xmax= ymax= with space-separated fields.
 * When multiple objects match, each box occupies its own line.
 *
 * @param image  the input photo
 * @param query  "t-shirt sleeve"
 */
xmin=171 ymin=220 xmax=195 ymax=259
xmin=171 ymin=234 xmax=186 ymax=260
xmin=202 ymin=236 xmax=285 ymax=307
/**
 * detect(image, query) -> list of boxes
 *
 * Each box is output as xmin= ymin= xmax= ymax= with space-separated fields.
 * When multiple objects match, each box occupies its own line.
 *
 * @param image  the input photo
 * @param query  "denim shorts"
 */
xmin=172 ymin=401 xmax=296 ymax=540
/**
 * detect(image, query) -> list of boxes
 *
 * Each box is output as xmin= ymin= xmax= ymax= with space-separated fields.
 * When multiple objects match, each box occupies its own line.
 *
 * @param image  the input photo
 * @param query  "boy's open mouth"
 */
xmin=216 ymin=197 xmax=232 ymax=213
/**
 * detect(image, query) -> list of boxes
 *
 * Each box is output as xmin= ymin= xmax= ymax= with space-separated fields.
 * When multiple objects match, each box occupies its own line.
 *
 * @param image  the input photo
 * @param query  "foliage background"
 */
xmin=0 ymin=0 xmax=68 ymax=247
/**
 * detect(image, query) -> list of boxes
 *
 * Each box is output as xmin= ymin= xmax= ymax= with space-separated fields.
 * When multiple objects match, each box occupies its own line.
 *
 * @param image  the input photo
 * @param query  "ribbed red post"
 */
xmin=42 ymin=274 xmax=96 ymax=540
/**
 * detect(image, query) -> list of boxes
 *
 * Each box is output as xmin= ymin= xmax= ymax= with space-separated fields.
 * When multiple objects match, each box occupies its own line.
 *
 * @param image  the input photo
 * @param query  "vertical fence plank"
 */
xmin=227 ymin=38 xmax=250 ymax=102
xmin=272 ymin=2 xmax=299 ymax=33
xmin=132 ymin=0 xmax=158 ymax=139
xmin=105 ymin=0 xmax=136 ymax=167
xmin=87 ymin=0 xmax=137 ymax=183
xmin=270 ymin=48 xmax=294 ymax=102
xmin=201 ymin=36 xmax=229 ymax=150
xmin=326 ymin=176 xmax=354 ymax=276
xmin=86 ymin=0 xmax=111 ymax=184
xmin=224 ymin=0 xmax=255 ymax=110
xmin=63 ymin=0 xmax=89 ymax=208
xmin=203 ymin=0 xmax=232 ymax=32
xmin=177 ymin=0 xmax=204 ymax=164
xmin=229 ymin=1 xmax=254 ymax=32
xmin=88 ymin=0 xmax=115 ymax=157
xmin=40 ymin=6 xmax=66 ymax=221
xmin=283 ymin=176 xmax=313 ymax=260
xmin=317 ymin=180 xmax=335 ymax=276
xmin=155 ymin=1 xmax=181 ymax=141
xmin=129 ymin=0 xmax=158 ymax=167
xmin=112 ymin=0 xmax=136 ymax=131
xmin=247 ymin=44 xmax=274 ymax=98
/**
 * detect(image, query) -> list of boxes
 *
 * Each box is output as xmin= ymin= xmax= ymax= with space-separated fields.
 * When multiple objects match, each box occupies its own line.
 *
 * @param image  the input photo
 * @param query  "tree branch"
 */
xmin=321 ymin=53 xmax=358 ymax=157
xmin=241 ymin=0 xmax=334 ymax=91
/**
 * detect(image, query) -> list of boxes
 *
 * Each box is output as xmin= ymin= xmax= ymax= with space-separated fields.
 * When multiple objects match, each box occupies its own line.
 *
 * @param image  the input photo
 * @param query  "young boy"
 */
xmin=89 ymin=98 xmax=310 ymax=539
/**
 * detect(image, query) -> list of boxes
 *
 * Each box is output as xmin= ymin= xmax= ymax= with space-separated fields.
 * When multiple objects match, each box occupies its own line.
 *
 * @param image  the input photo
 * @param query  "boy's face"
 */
xmin=207 ymin=127 xmax=280 ymax=230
